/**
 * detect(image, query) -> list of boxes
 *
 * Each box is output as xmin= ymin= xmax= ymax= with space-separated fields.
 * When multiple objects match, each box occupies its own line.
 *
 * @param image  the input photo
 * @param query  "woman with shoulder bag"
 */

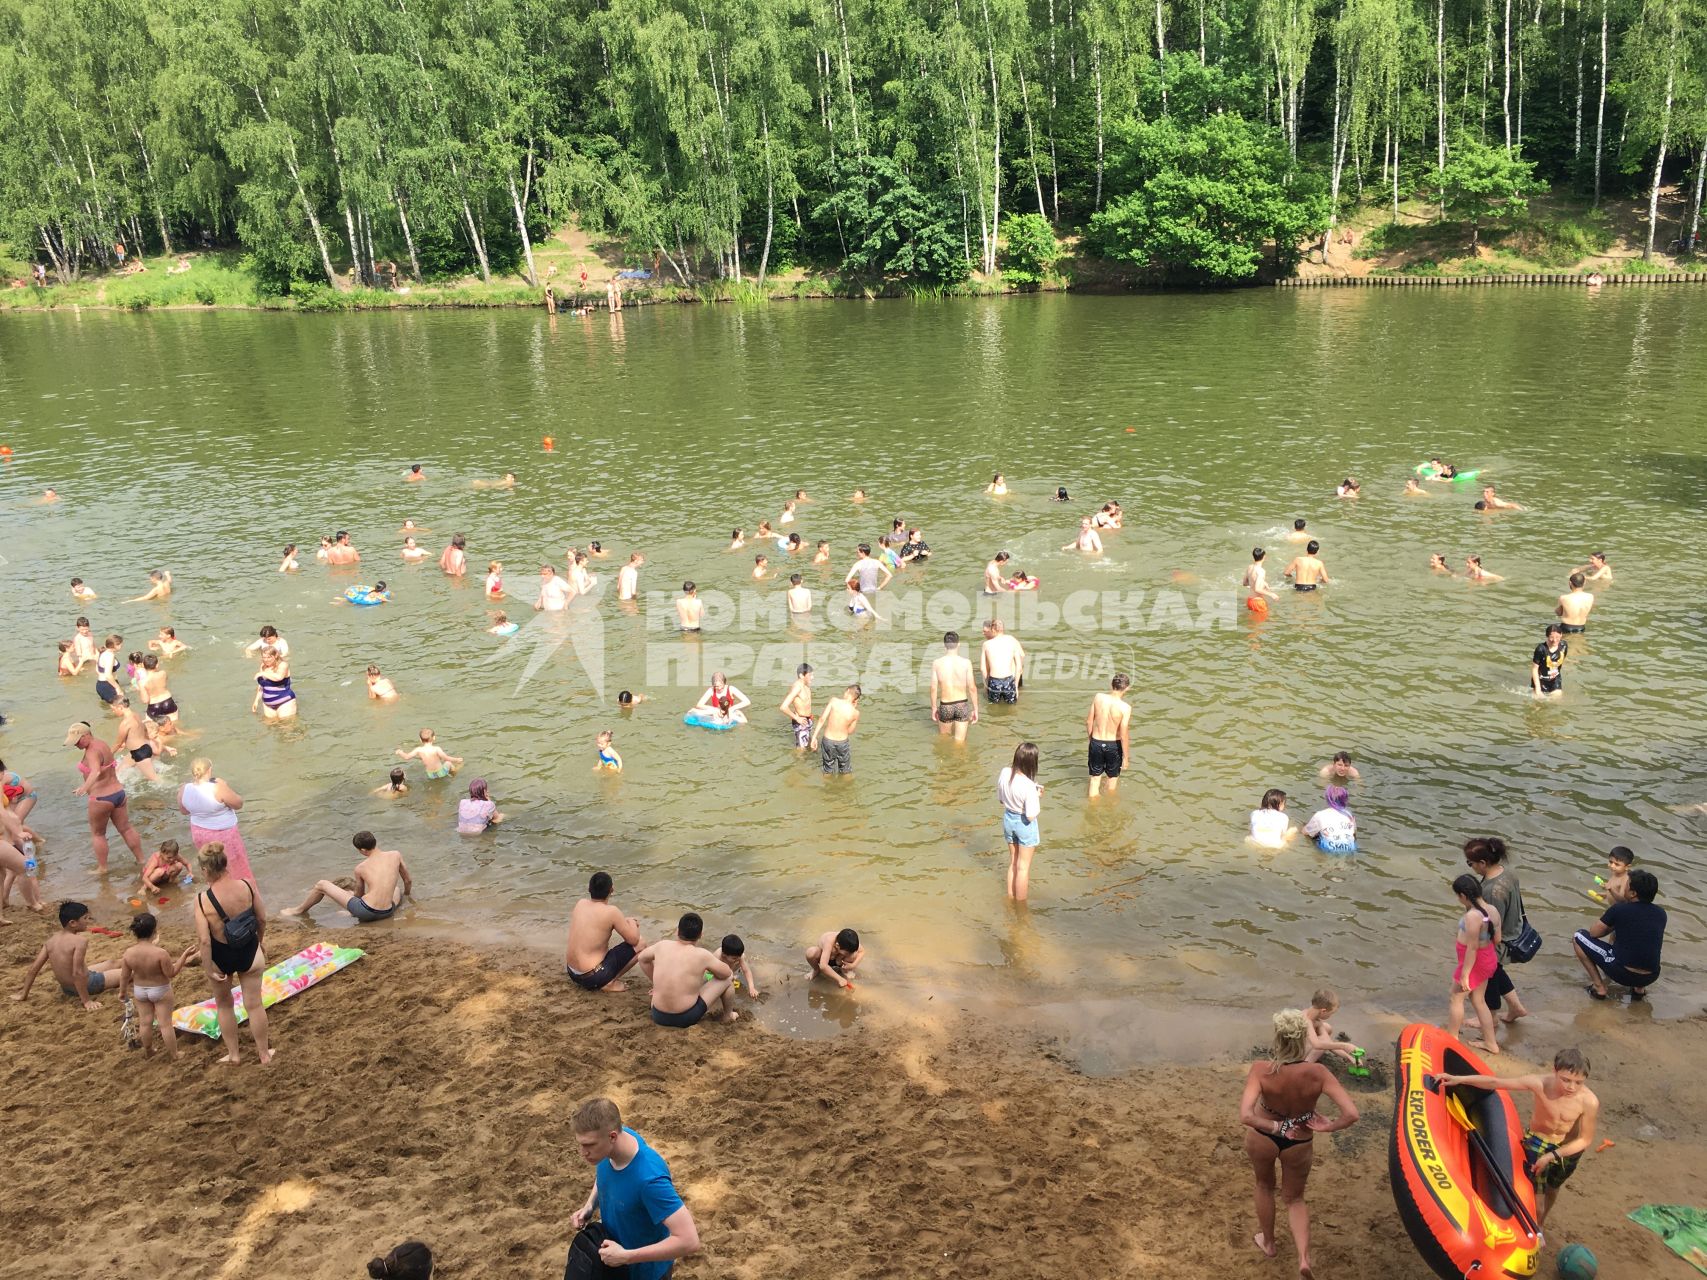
xmin=1464 ymin=836 xmax=1532 ymax=1027
xmin=194 ymin=842 xmax=274 ymax=1066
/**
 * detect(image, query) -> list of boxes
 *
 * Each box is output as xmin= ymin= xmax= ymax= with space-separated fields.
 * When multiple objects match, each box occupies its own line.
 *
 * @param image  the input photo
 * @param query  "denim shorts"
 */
xmin=1002 ymin=810 xmax=1040 ymax=848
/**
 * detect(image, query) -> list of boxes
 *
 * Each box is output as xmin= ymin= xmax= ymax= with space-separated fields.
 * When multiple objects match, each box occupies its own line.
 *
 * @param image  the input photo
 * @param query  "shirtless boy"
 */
xmin=119 ymin=912 xmax=198 ymax=1059
xmin=70 ymin=578 xmax=97 ymax=602
xmin=149 ymin=627 xmax=187 ymax=658
xmin=810 ymin=686 xmax=862 ymax=775
xmin=111 ymin=697 xmax=163 ymax=782
xmin=1285 ymin=518 xmax=1310 ymax=543
xmin=14 ymin=902 xmax=121 ymax=1009
xmin=396 ymin=728 xmax=462 ymax=779
xmin=930 ymin=632 xmax=978 ymax=741
xmin=127 ymin=570 xmax=172 ymax=602
xmin=1556 ymin=573 xmax=1595 ymax=632
xmin=280 ymin=831 xmax=412 ymax=923
xmin=1437 ymin=1047 xmax=1599 ymax=1225
xmin=1242 ymin=548 xmax=1279 ymax=602
xmin=637 ymin=913 xmax=732 ymax=1027
xmin=67 ymin=721 xmax=145 ymax=871
xmin=140 ymin=654 xmax=179 ymax=724
xmin=1480 ymin=486 xmax=1525 ymax=512
xmin=1283 ymin=541 xmax=1329 ymax=590
xmin=983 ymin=551 xmax=1013 ymax=593
xmin=980 ymin=619 xmax=1025 ymax=703
xmin=676 ymin=582 xmax=704 ymax=632
xmin=564 ymin=872 xmax=645 ymax=992
xmin=1086 ymin=674 xmax=1133 ymax=798
xmin=806 ymin=928 xmax=863 ymax=990
xmin=785 ymin=573 xmax=812 ymax=619
xmin=779 ymin=663 xmax=814 ymax=750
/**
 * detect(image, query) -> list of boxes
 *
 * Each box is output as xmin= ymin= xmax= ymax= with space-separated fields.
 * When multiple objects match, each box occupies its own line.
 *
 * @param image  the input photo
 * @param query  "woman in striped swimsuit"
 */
xmin=252 ymin=646 xmax=297 ymax=721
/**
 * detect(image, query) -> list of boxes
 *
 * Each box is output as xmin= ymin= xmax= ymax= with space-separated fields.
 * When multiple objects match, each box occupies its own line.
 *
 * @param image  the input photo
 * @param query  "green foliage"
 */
xmin=813 ymin=156 xmax=967 ymax=285
xmin=1507 ymin=213 xmax=1616 ymax=267
xmin=1087 ymin=114 xmax=1328 ymax=281
xmin=1437 ymin=138 xmax=1549 ymax=247
xmin=999 ymin=213 xmax=1060 ymax=287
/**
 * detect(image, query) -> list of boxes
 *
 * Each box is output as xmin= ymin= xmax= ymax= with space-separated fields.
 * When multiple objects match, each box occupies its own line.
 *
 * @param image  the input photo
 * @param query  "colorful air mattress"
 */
xmin=173 ymin=943 xmax=364 ymax=1039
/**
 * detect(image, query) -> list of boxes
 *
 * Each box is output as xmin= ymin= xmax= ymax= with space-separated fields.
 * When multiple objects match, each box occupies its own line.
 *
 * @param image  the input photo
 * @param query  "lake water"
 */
xmin=1 ymin=291 xmax=1702 ymax=1066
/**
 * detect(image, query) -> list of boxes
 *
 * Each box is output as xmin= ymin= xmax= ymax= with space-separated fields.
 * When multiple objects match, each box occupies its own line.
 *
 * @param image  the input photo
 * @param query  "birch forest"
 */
xmin=3 ymin=0 xmax=1704 ymax=287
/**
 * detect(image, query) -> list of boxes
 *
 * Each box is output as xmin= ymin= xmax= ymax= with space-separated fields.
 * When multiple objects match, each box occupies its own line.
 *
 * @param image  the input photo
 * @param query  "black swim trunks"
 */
xmin=1558 ymin=623 xmax=1585 ymax=634
xmin=1088 ymin=737 xmax=1124 ymax=778
xmin=651 ymin=997 xmax=709 ymax=1028
xmin=986 ymin=676 xmax=1018 ymax=703
xmin=1293 ymin=583 xmax=1318 ymax=592
xmin=147 ymin=697 xmax=179 ymax=718
xmin=130 ymin=744 xmax=154 ymax=762
xmin=568 ymin=941 xmax=637 ymax=991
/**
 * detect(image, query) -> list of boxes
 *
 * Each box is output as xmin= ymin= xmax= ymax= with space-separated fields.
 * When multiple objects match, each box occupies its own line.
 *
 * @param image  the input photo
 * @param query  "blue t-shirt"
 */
xmin=596 ymin=1129 xmax=685 ymax=1280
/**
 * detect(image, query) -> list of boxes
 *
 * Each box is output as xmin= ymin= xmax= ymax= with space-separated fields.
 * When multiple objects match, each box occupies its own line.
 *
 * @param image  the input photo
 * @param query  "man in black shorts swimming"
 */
xmin=638 ymin=913 xmax=734 ymax=1027
xmin=564 ymin=872 xmax=645 ymax=992
xmin=1283 ymin=541 xmax=1329 ymax=591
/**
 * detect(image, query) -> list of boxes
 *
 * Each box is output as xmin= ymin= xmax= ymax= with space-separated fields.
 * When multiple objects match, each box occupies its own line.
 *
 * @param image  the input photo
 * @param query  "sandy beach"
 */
xmin=1 ymin=914 xmax=1700 ymax=1280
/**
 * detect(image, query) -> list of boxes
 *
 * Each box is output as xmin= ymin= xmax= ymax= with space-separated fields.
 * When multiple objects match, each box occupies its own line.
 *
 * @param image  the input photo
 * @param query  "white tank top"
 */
xmin=181 ymin=779 xmax=238 ymax=830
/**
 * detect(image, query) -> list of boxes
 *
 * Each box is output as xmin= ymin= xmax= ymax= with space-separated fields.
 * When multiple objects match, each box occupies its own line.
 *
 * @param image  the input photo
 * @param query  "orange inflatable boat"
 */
xmin=1390 ymin=1023 xmax=1541 ymax=1279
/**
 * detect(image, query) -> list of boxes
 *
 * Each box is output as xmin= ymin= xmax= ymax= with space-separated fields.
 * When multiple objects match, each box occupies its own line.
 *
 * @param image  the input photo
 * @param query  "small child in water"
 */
xmin=707 ymin=934 xmax=760 ymax=1024
xmin=118 ymin=913 xmax=197 ymax=1060
xmin=396 ymin=728 xmax=462 ymax=779
xmin=595 ymin=731 xmax=622 ymax=773
xmin=149 ymin=627 xmax=187 ymax=659
xmin=140 ymin=839 xmax=192 ymax=893
xmin=1600 ymin=846 xmax=1634 ymax=903
xmin=366 ymin=665 xmax=399 ymax=701
xmin=488 ymin=610 xmax=519 ymax=636
xmin=616 ymin=690 xmax=649 ymax=710
xmin=70 ymin=577 xmax=98 ymax=602
xmin=485 ymin=561 xmax=504 ymax=598
xmin=374 ymin=767 xmax=410 ymax=798
xmin=806 ymin=928 xmax=864 ymax=991
xmin=1304 ymin=988 xmax=1364 ymax=1064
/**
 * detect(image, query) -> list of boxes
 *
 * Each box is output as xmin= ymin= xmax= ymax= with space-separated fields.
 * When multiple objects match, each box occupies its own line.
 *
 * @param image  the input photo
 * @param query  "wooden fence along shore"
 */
xmin=1277 ymin=272 xmax=1707 ymax=287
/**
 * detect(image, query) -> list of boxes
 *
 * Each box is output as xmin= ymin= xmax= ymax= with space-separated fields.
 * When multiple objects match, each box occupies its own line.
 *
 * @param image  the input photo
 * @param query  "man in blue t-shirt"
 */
xmin=1573 ymin=868 xmax=1666 ymax=1000
xmin=569 ymin=1098 xmax=700 ymax=1279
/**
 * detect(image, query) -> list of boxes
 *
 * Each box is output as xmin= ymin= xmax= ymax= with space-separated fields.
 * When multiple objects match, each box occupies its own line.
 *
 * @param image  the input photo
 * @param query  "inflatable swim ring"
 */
xmin=492 ymin=622 xmax=520 ymax=637
xmin=683 ymin=711 xmax=738 ymax=731
xmin=344 ymin=587 xmax=387 ymax=606
xmin=1390 ymin=1023 xmax=1541 ymax=1280
xmin=1007 ymin=577 xmax=1041 ymax=591
xmin=1415 ymin=464 xmax=1481 ymax=482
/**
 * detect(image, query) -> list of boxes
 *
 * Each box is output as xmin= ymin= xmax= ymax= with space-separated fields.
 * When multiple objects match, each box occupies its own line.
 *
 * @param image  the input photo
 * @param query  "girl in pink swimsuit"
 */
xmin=1447 ymin=874 xmax=1502 ymax=1053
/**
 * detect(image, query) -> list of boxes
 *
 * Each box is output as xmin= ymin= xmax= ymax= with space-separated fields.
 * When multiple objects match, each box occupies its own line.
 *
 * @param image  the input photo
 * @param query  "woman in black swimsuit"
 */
xmin=1238 ymin=1009 xmax=1361 ymax=1279
xmin=193 ymin=842 xmax=274 ymax=1066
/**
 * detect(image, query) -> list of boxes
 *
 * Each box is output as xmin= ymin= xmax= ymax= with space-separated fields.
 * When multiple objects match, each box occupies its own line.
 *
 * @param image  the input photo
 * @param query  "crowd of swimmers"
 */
xmin=5 ymin=463 xmax=1678 ymax=1278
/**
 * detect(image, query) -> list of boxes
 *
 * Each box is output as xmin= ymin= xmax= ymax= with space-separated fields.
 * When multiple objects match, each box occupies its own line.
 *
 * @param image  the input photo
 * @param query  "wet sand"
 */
xmin=1 ymin=918 xmax=1701 ymax=1279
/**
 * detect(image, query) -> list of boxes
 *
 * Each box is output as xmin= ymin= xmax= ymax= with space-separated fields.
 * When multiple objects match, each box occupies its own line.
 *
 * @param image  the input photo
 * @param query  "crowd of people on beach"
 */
xmin=3 ymin=459 xmax=1675 ymax=1278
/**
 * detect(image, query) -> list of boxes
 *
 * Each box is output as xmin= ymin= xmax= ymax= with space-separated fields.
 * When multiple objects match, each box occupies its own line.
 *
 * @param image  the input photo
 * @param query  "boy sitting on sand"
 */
xmin=118 ymin=912 xmax=198 ymax=1060
xmin=707 ymin=934 xmax=760 ymax=1024
xmin=396 ymin=728 xmax=461 ymax=779
xmin=1303 ymin=988 xmax=1364 ymax=1064
xmin=13 ymin=902 xmax=124 ymax=1010
xmin=806 ymin=928 xmax=863 ymax=991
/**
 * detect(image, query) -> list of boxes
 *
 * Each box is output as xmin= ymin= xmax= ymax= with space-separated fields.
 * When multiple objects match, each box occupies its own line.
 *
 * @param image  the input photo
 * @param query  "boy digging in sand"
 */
xmin=119 ymin=912 xmax=198 ymax=1059
xmin=706 ymin=934 xmax=760 ymax=1024
xmin=806 ymin=928 xmax=863 ymax=990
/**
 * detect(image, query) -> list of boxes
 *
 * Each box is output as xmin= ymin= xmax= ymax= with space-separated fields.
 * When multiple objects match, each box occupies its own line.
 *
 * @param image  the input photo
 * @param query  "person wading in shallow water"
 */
xmin=1238 ymin=1008 xmax=1360 ymax=1280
